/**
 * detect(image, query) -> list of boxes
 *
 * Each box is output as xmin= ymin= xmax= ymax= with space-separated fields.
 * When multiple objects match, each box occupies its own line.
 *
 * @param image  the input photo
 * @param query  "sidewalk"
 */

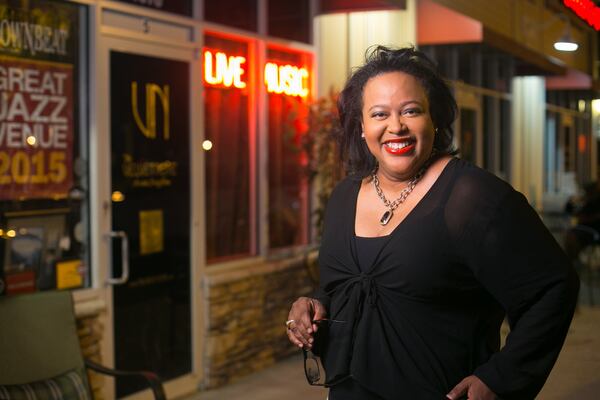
xmin=182 ymin=306 xmax=600 ymax=400
xmin=183 ymin=354 xmax=327 ymax=400
xmin=538 ymin=305 xmax=600 ymax=399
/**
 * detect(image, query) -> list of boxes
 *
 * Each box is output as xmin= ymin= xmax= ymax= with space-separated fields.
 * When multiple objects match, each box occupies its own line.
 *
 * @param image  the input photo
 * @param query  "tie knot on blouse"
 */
xmin=353 ymin=274 xmax=378 ymax=307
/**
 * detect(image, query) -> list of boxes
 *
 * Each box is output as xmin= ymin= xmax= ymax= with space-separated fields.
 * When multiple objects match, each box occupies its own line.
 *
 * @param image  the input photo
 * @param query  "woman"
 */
xmin=286 ymin=46 xmax=579 ymax=400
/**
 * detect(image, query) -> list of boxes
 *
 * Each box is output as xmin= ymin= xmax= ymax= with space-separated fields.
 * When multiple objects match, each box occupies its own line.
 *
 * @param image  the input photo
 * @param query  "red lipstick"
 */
xmin=383 ymin=139 xmax=415 ymax=155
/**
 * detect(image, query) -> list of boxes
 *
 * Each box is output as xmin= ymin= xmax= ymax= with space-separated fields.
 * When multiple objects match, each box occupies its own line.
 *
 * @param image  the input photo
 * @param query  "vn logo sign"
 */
xmin=131 ymin=82 xmax=170 ymax=140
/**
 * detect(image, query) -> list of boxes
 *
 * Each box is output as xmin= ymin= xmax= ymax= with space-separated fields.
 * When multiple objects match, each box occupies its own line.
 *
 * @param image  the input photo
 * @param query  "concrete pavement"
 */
xmin=181 ymin=304 xmax=600 ymax=400
xmin=182 ymin=354 xmax=327 ymax=400
xmin=538 ymin=306 xmax=600 ymax=399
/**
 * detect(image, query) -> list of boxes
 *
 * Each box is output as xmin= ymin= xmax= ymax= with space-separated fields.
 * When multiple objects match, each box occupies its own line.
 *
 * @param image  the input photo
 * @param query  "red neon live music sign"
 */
xmin=203 ymin=49 xmax=310 ymax=98
xmin=563 ymin=0 xmax=600 ymax=30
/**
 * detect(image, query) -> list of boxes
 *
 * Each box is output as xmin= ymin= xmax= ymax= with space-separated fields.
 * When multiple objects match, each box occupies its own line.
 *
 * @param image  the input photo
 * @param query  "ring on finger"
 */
xmin=285 ymin=319 xmax=295 ymax=329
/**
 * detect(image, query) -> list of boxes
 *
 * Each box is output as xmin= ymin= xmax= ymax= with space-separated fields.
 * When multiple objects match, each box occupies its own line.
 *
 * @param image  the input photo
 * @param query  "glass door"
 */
xmin=458 ymin=107 xmax=478 ymax=164
xmin=455 ymin=87 xmax=483 ymax=166
xmin=109 ymin=50 xmax=191 ymax=397
xmin=558 ymin=114 xmax=576 ymax=193
xmin=97 ymin=26 xmax=199 ymax=398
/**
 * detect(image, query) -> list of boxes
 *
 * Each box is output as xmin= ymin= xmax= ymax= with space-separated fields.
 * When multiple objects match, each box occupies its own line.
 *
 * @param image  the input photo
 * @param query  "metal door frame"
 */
xmin=92 ymin=4 xmax=205 ymax=399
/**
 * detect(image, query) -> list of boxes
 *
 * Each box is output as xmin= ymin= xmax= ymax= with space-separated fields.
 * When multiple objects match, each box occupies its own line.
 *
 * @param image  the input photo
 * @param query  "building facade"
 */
xmin=0 ymin=1 xmax=597 ymax=399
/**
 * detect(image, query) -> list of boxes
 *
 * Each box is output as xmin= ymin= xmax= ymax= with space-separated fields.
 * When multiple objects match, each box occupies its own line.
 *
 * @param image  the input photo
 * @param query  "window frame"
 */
xmin=203 ymin=30 xmax=257 ymax=264
xmin=0 ymin=0 xmax=91 ymax=295
xmin=201 ymin=25 xmax=317 ymax=268
xmin=265 ymin=44 xmax=314 ymax=251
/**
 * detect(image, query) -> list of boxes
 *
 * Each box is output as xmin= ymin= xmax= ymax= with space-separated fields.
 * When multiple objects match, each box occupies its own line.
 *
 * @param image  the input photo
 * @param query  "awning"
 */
xmin=318 ymin=0 xmax=406 ymax=14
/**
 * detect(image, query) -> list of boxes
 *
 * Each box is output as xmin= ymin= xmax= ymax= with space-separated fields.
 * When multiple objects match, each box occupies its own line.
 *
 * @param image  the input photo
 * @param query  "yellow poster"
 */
xmin=56 ymin=259 xmax=83 ymax=289
xmin=139 ymin=210 xmax=164 ymax=255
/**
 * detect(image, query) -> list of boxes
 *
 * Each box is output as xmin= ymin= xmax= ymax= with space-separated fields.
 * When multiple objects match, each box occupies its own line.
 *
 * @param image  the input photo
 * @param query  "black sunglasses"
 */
xmin=303 ymin=319 xmax=347 ymax=387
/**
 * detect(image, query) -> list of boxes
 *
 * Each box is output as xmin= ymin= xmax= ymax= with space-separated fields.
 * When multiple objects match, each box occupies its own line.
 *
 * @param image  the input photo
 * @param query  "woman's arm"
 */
xmin=457 ymin=189 xmax=579 ymax=399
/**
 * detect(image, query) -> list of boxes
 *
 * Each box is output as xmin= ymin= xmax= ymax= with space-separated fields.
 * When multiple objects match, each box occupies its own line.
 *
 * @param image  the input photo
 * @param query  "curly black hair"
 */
xmin=337 ymin=45 xmax=457 ymax=178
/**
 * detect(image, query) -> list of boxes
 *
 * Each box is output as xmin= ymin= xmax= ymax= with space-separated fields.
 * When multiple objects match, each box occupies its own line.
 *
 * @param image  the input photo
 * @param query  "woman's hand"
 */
xmin=286 ymin=297 xmax=327 ymax=349
xmin=446 ymin=375 xmax=496 ymax=400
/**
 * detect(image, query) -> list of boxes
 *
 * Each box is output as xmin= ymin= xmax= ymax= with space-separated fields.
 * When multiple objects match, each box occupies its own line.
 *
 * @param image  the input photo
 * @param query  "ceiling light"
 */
xmin=554 ymin=38 xmax=578 ymax=52
xmin=554 ymin=22 xmax=578 ymax=52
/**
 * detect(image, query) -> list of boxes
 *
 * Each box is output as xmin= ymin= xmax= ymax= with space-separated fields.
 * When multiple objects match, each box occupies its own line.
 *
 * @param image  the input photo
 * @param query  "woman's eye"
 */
xmin=371 ymin=112 xmax=387 ymax=118
xmin=403 ymin=108 xmax=421 ymax=116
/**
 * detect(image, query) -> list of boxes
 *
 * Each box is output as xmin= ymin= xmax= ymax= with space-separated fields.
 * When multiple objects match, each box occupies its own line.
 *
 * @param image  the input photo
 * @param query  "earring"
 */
xmin=361 ymin=132 xmax=365 ymax=139
xmin=434 ymin=127 xmax=439 ymax=134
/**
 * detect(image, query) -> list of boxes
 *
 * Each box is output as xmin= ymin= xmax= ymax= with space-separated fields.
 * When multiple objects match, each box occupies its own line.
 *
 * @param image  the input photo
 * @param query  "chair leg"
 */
xmin=590 ymin=269 xmax=594 ymax=306
xmin=588 ymin=253 xmax=595 ymax=306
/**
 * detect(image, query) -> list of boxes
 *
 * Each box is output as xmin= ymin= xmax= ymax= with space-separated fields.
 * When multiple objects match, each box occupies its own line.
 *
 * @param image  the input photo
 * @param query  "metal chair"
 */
xmin=0 ymin=290 xmax=166 ymax=399
xmin=569 ymin=224 xmax=600 ymax=305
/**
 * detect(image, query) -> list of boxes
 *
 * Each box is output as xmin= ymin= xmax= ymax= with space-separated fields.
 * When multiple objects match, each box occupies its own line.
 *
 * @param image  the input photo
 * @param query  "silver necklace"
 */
xmin=371 ymin=165 xmax=428 ymax=226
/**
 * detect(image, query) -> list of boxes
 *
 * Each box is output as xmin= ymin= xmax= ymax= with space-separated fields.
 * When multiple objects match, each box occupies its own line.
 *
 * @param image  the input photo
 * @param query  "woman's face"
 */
xmin=361 ymin=71 xmax=435 ymax=182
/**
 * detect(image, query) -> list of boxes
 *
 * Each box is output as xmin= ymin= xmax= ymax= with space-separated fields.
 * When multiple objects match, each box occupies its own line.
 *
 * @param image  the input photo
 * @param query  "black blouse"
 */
xmin=355 ymin=235 xmax=388 ymax=272
xmin=315 ymin=158 xmax=579 ymax=400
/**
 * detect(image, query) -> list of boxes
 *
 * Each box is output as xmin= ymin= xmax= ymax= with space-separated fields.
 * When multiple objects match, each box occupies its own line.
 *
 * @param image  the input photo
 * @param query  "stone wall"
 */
xmin=203 ymin=255 xmax=317 ymax=388
xmin=68 ymin=255 xmax=318 ymax=395
xmin=74 ymin=299 xmax=106 ymax=400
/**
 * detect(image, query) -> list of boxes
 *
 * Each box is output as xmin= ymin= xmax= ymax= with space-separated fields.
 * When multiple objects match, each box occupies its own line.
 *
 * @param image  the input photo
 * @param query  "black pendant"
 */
xmin=380 ymin=210 xmax=393 ymax=226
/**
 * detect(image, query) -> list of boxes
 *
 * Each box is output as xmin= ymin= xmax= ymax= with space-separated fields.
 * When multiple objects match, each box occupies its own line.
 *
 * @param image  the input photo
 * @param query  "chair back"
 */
xmin=0 ymin=290 xmax=86 ymax=384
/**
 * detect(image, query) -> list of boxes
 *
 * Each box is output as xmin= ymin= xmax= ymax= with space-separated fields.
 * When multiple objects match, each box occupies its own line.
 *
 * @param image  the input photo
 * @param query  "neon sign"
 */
xmin=264 ymin=63 xmax=309 ymax=98
xmin=203 ymin=50 xmax=247 ymax=89
xmin=563 ymin=0 xmax=600 ymax=30
xmin=202 ymin=50 xmax=310 ymax=98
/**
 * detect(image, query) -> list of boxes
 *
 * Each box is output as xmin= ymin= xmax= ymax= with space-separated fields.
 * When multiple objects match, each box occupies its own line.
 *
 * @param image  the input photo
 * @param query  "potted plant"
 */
xmin=302 ymin=89 xmax=345 ymax=282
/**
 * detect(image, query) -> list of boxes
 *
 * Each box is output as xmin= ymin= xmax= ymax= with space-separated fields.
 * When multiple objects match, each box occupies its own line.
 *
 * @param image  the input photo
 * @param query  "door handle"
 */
xmin=105 ymin=231 xmax=129 ymax=285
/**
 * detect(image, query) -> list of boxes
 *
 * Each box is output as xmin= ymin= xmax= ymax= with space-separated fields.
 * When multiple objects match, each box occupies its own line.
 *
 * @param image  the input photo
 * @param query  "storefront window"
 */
xmin=115 ymin=0 xmax=193 ymax=16
xmin=204 ymin=33 xmax=252 ymax=262
xmin=0 ymin=0 xmax=89 ymax=295
xmin=459 ymin=107 xmax=477 ymax=164
xmin=575 ymin=117 xmax=590 ymax=185
xmin=499 ymin=99 xmax=511 ymax=177
xmin=545 ymin=111 xmax=558 ymax=193
xmin=268 ymin=0 xmax=311 ymax=44
xmin=267 ymin=47 xmax=311 ymax=249
xmin=482 ymin=97 xmax=491 ymax=171
xmin=204 ymin=0 xmax=258 ymax=32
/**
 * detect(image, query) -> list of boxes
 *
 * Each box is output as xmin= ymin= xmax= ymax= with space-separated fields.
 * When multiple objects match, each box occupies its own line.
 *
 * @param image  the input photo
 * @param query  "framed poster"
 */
xmin=3 ymin=213 xmax=68 ymax=291
xmin=0 ymin=0 xmax=79 ymax=200
xmin=0 ymin=0 xmax=89 ymax=294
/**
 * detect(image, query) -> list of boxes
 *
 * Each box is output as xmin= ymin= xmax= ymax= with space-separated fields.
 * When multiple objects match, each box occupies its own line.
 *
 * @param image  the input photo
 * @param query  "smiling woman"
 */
xmin=361 ymin=71 xmax=435 ymax=183
xmin=286 ymin=46 xmax=579 ymax=400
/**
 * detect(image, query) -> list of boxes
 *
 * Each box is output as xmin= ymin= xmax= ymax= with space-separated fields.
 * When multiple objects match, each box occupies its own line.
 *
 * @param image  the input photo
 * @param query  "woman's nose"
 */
xmin=386 ymin=117 xmax=406 ymax=134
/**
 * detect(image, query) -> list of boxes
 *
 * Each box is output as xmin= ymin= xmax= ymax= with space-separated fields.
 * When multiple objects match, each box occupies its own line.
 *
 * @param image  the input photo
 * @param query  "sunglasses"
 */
xmin=303 ymin=318 xmax=347 ymax=387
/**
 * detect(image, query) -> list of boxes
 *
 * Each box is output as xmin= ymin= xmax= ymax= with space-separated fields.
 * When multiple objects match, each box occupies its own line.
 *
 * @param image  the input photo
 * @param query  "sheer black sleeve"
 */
xmin=313 ymin=177 xmax=358 ymax=312
xmin=312 ymin=287 xmax=331 ymax=311
xmin=450 ymin=173 xmax=579 ymax=399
